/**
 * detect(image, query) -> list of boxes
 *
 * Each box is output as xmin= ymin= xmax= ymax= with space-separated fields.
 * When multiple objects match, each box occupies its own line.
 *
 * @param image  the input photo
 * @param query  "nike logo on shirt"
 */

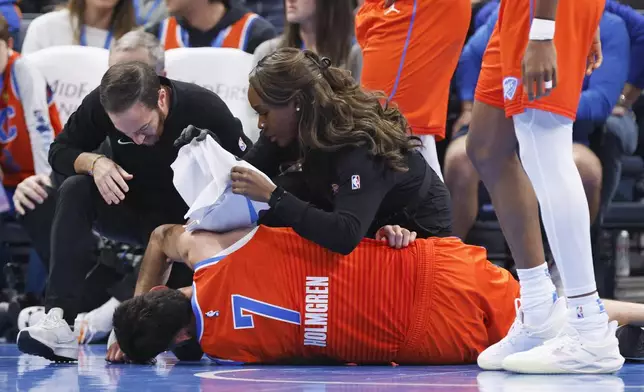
xmin=117 ymin=139 xmax=134 ymax=145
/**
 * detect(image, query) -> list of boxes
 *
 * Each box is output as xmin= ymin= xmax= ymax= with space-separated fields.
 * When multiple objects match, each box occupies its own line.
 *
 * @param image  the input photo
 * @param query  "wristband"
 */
xmin=268 ymin=186 xmax=286 ymax=208
xmin=88 ymin=154 xmax=106 ymax=176
xmin=529 ymin=18 xmax=555 ymax=41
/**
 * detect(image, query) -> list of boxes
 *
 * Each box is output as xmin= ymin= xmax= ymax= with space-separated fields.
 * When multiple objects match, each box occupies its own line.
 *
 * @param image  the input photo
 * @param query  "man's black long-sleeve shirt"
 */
xmin=244 ymin=136 xmax=452 ymax=255
xmin=49 ymin=77 xmax=252 ymax=217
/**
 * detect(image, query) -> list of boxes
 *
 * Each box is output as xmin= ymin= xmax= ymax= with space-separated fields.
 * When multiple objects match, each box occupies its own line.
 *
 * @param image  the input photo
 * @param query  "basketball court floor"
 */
xmin=0 ymin=344 xmax=642 ymax=391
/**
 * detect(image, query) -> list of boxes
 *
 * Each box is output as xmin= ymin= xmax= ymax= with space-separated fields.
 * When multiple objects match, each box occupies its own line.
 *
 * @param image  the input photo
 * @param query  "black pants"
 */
xmin=34 ymin=175 xmax=190 ymax=324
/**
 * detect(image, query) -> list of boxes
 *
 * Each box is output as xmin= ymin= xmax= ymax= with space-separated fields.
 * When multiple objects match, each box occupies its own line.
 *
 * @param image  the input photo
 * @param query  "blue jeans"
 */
xmin=598 ymin=112 xmax=639 ymax=217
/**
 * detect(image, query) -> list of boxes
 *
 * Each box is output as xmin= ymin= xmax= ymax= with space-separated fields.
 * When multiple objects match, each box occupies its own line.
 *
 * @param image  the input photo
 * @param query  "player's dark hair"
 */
xmin=99 ymin=61 xmax=160 ymax=114
xmin=250 ymin=48 xmax=421 ymax=172
xmin=281 ymin=0 xmax=354 ymax=67
xmin=113 ymin=289 xmax=193 ymax=364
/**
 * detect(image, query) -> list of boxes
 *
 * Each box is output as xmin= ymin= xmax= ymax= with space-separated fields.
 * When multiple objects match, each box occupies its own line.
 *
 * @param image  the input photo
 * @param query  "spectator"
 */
xmin=253 ymin=0 xmax=361 ymax=82
xmin=147 ymin=0 xmax=275 ymax=54
xmin=11 ymin=31 xmax=169 ymax=345
xmin=0 ymin=14 xmax=62 ymax=203
xmin=444 ymin=7 xmax=629 ymax=239
xmin=16 ymin=59 xmax=253 ymax=362
xmin=240 ymin=0 xmax=284 ymax=33
xmin=20 ymin=0 xmax=137 ymax=54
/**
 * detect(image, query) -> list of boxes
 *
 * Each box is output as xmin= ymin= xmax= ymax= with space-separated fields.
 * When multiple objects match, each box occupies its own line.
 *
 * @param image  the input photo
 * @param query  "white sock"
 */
xmin=516 ymin=262 xmax=558 ymax=326
xmin=567 ymin=294 xmax=610 ymax=340
xmin=513 ymin=109 xmax=597 ymax=298
xmin=419 ymin=135 xmax=444 ymax=182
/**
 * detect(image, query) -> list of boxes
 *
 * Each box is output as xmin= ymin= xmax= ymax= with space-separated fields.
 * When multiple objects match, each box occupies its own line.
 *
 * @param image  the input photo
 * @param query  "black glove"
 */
xmin=173 ymin=125 xmax=220 ymax=148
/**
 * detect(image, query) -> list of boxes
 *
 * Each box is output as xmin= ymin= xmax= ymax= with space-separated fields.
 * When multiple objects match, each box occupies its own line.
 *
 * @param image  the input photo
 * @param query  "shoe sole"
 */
xmin=17 ymin=331 xmax=77 ymax=363
xmin=616 ymin=325 xmax=644 ymax=361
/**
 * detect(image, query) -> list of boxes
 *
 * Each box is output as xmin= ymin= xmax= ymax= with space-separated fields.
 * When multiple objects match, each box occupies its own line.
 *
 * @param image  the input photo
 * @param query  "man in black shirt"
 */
xmin=16 ymin=61 xmax=252 ymax=362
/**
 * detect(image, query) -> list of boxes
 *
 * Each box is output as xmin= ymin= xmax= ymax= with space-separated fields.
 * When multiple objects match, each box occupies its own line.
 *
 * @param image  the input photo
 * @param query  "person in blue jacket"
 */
xmin=444 ymin=5 xmax=632 ymax=240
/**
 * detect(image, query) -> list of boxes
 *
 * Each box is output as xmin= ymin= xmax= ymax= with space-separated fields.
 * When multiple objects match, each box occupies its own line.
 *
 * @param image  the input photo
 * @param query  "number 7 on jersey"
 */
xmin=231 ymin=294 xmax=301 ymax=329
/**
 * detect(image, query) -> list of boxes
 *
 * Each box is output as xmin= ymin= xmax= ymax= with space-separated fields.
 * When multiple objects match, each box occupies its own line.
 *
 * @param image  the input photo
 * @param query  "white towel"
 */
xmin=171 ymin=135 xmax=272 ymax=232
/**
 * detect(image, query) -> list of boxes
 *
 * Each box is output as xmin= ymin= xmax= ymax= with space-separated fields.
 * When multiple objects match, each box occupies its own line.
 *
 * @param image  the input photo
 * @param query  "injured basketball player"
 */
xmin=106 ymin=223 xmax=644 ymax=365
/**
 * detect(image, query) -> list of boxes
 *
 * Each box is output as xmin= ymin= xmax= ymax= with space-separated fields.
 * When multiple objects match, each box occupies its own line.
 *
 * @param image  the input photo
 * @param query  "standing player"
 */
xmin=465 ymin=0 xmax=623 ymax=374
xmin=355 ymin=0 xmax=471 ymax=180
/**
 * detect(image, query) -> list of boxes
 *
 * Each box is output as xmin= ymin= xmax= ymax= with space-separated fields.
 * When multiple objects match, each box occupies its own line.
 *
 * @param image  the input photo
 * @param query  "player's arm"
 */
xmin=13 ymin=58 xmax=55 ymax=177
xmin=134 ymin=224 xmax=189 ymax=296
xmin=522 ymin=0 xmax=559 ymax=100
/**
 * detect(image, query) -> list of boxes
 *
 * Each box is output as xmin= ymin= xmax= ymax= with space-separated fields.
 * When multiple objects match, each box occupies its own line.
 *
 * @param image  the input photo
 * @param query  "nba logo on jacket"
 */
xmin=351 ymin=175 xmax=360 ymax=190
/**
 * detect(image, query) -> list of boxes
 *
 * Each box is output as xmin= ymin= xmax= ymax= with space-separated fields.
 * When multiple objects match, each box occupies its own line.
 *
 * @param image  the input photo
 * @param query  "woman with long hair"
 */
xmin=253 ymin=0 xmax=362 ymax=82
xmin=21 ymin=0 xmax=137 ymax=54
xmin=224 ymin=48 xmax=451 ymax=255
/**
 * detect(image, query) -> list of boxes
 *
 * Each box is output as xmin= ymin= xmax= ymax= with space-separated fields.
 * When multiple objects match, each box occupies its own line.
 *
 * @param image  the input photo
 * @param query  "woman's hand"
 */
xmin=376 ymin=225 xmax=417 ymax=249
xmin=231 ymin=166 xmax=277 ymax=203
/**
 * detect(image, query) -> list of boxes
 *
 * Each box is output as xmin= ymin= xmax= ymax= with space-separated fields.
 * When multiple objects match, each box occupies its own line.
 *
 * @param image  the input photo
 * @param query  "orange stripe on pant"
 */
xmin=356 ymin=0 xmax=471 ymax=139
xmin=475 ymin=0 xmax=604 ymax=120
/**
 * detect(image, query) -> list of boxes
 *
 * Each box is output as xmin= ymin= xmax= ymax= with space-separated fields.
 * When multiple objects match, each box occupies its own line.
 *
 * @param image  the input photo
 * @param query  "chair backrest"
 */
xmin=23 ymin=46 xmax=109 ymax=125
xmin=165 ymin=47 xmax=260 ymax=142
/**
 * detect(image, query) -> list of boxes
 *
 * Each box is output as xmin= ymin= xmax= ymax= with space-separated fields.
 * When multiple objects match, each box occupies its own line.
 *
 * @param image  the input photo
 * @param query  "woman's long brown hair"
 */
xmin=280 ymin=0 xmax=354 ymax=67
xmin=250 ymin=48 xmax=422 ymax=172
xmin=68 ymin=0 xmax=137 ymax=44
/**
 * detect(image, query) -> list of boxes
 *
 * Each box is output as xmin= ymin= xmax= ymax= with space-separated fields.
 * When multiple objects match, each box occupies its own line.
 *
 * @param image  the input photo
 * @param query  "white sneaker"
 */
xmin=502 ymin=320 xmax=625 ymax=374
xmin=16 ymin=308 xmax=79 ymax=362
xmin=477 ymin=297 xmax=567 ymax=370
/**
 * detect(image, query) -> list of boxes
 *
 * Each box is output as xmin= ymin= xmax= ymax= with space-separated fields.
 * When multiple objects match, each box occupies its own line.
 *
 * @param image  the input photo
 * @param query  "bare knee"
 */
xmin=465 ymin=102 xmax=517 ymax=172
xmin=445 ymin=137 xmax=479 ymax=192
xmin=573 ymin=144 xmax=602 ymax=194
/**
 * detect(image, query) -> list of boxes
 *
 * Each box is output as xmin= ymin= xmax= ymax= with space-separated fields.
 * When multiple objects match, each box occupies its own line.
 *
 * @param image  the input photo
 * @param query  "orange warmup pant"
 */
xmin=396 ymin=237 xmax=520 ymax=364
xmin=356 ymin=0 xmax=471 ymax=139
xmin=475 ymin=0 xmax=604 ymax=119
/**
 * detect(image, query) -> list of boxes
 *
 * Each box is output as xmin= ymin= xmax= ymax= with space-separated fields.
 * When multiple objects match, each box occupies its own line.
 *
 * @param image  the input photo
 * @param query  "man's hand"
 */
xmin=92 ymin=157 xmax=133 ymax=205
xmin=586 ymin=27 xmax=602 ymax=76
xmin=376 ymin=225 xmax=417 ymax=249
xmin=13 ymin=174 xmax=52 ymax=215
xmin=522 ymin=40 xmax=557 ymax=101
xmin=173 ymin=125 xmax=219 ymax=148
xmin=230 ymin=166 xmax=277 ymax=203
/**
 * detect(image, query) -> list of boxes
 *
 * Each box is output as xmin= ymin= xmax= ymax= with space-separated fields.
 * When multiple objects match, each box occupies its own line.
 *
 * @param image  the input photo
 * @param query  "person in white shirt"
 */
xmin=21 ymin=0 xmax=138 ymax=54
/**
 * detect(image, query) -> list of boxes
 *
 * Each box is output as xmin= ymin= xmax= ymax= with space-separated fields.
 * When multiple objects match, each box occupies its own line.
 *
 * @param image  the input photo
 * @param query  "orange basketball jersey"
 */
xmin=158 ymin=14 xmax=260 ymax=51
xmin=191 ymin=226 xmax=519 ymax=365
xmin=475 ymin=0 xmax=604 ymax=119
xmin=0 ymin=51 xmax=62 ymax=187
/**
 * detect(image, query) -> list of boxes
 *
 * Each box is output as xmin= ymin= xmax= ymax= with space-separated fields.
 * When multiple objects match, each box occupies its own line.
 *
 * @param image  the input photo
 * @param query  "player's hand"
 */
xmin=231 ymin=166 xmax=276 ymax=203
xmin=92 ymin=157 xmax=133 ymax=205
xmin=173 ymin=125 xmax=220 ymax=148
xmin=106 ymin=330 xmax=126 ymax=363
xmin=13 ymin=174 xmax=51 ymax=215
xmin=376 ymin=225 xmax=417 ymax=249
xmin=586 ymin=27 xmax=602 ymax=76
xmin=522 ymin=40 xmax=557 ymax=101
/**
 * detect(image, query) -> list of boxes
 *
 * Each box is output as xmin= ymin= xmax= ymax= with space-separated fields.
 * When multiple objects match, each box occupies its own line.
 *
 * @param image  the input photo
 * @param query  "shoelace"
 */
xmin=41 ymin=313 xmax=63 ymax=329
